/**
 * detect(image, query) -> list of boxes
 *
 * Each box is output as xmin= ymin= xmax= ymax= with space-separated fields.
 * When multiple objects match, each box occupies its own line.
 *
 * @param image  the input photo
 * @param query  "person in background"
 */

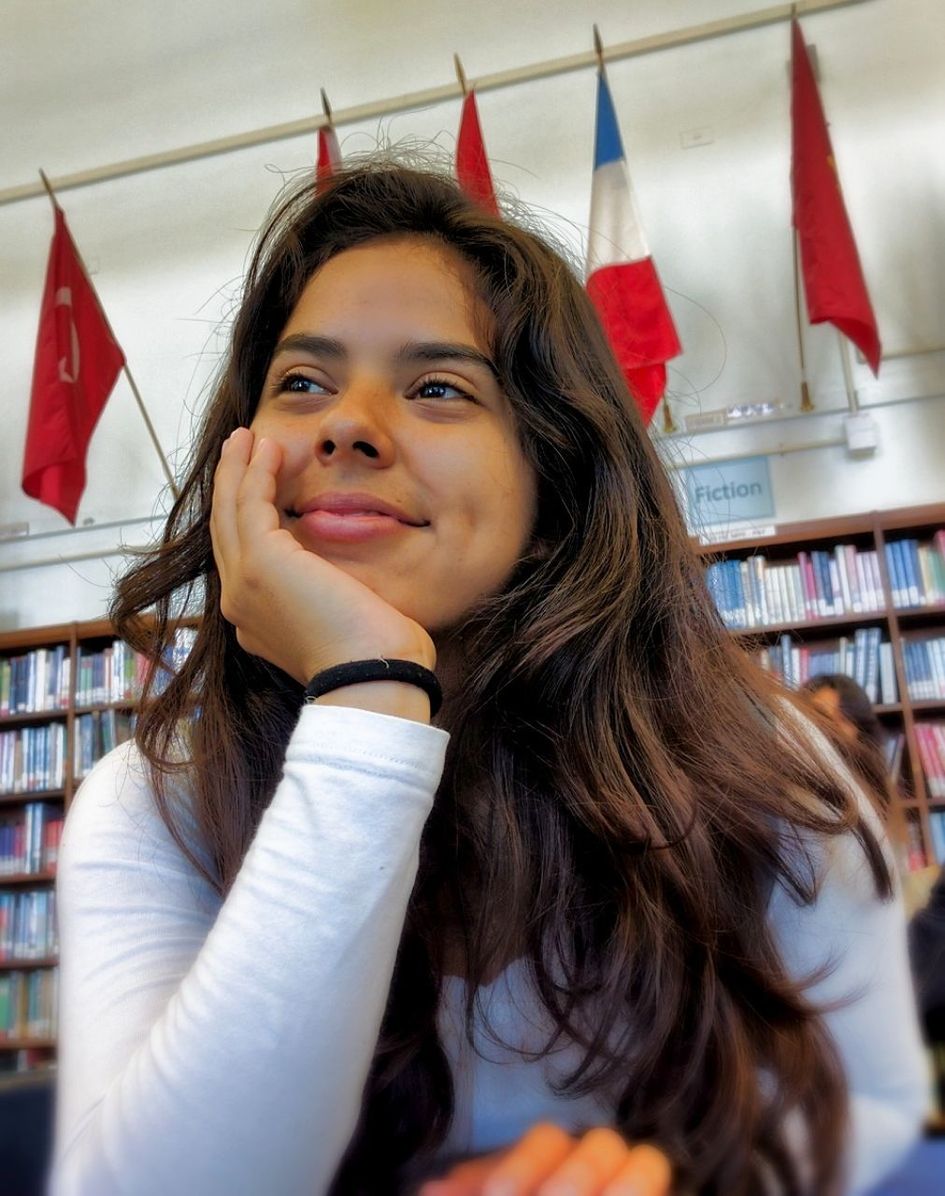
xmin=50 ymin=162 xmax=927 ymax=1196
xmin=802 ymin=674 xmax=945 ymax=1058
xmin=800 ymin=673 xmax=891 ymax=806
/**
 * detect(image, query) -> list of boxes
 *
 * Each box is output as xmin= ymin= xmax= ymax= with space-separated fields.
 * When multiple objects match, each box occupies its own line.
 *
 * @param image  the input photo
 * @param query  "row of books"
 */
xmin=756 ymin=629 xmax=895 ymax=705
xmin=916 ymin=723 xmax=945 ymax=800
xmin=902 ymin=636 xmax=945 ymax=701
xmin=0 ymin=889 xmax=58 ymax=961
xmin=0 ymin=804 xmax=63 ymax=877
xmin=0 ymin=627 xmax=200 ymax=719
xmin=707 ymin=545 xmax=885 ymax=629
xmin=0 ymin=646 xmax=70 ymax=716
xmin=0 ymin=967 xmax=58 ymax=1041
xmin=75 ymin=639 xmax=150 ymax=707
xmin=928 ymin=810 xmax=945 ymax=867
xmin=906 ymin=817 xmax=930 ymax=872
xmin=885 ymin=533 xmax=945 ymax=610
xmin=0 ymin=725 xmax=65 ymax=795
xmin=74 ymin=709 xmax=136 ymax=780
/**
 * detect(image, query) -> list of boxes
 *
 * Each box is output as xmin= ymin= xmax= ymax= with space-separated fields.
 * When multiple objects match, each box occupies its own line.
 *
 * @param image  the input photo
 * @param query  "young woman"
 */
xmin=800 ymin=674 xmax=893 ymax=813
xmin=51 ymin=163 xmax=927 ymax=1196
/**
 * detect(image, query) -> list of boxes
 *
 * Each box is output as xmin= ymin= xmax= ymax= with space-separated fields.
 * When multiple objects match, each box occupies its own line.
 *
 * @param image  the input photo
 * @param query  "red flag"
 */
xmin=456 ymin=92 xmax=499 ymax=216
xmin=316 ymin=125 xmax=341 ymax=184
xmin=791 ymin=18 xmax=880 ymax=374
xmin=23 ymin=207 xmax=125 ymax=524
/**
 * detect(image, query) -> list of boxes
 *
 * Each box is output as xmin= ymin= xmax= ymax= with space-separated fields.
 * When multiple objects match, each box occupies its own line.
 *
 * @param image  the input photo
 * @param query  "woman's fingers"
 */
xmin=600 ymin=1144 xmax=672 ymax=1196
xmin=417 ymin=1131 xmax=672 ymax=1196
xmin=234 ymin=433 xmax=283 ymax=546
xmin=209 ymin=427 xmax=253 ymax=583
xmin=532 ymin=1128 xmax=630 ymax=1194
xmin=479 ymin=1123 xmax=574 ymax=1195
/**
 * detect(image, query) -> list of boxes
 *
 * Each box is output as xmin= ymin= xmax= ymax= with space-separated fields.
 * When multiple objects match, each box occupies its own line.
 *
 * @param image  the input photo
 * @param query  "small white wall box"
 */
xmin=844 ymin=412 xmax=879 ymax=454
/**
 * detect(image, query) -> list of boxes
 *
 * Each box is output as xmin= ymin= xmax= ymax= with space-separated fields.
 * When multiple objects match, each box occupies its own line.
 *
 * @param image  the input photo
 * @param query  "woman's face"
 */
xmin=808 ymin=686 xmax=859 ymax=745
xmin=249 ymin=235 xmax=538 ymax=635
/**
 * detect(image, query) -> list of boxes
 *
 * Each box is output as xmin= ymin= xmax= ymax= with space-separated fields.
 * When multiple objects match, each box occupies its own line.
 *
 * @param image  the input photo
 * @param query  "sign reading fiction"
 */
xmin=678 ymin=456 xmax=774 ymax=533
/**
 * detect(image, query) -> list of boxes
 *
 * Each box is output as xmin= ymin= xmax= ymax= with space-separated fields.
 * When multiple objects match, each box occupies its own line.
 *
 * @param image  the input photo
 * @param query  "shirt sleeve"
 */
xmin=766 ymin=729 xmax=929 ymax=1195
xmin=50 ymin=703 xmax=449 ymax=1196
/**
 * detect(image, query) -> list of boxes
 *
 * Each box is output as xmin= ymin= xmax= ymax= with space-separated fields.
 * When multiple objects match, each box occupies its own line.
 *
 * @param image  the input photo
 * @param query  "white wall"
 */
xmin=2 ymin=0 xmax=943 ymax=629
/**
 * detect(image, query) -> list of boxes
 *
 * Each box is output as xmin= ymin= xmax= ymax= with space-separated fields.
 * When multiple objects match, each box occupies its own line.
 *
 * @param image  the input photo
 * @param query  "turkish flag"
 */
xmin=23 ymin=207 xmax=125 ymax=524
xmin=456 ymin=92 xmax=499 ymax=216
xmin=791 ymin=19 xmax=880 ymax=374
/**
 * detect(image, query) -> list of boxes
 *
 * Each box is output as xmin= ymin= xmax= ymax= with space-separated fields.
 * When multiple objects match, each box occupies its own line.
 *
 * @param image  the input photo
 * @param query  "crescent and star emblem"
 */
xmin=55 ymin=285 xmax=80 ymax=384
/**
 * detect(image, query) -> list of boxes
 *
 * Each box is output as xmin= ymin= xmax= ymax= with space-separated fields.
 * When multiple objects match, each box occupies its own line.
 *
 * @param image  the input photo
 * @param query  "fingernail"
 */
xmin=418 ymin=1184 xmax=448 ymax=1196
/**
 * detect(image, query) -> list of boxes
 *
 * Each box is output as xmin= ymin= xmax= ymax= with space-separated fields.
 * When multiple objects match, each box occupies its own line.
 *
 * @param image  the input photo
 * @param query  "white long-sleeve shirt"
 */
xmin=50 ymin=704 xmax=928 ymax=1195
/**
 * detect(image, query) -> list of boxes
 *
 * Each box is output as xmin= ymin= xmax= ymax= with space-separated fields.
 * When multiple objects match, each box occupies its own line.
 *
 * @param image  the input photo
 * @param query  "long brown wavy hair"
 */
xmin=111 ymin=161 xmax=891 ymax=1195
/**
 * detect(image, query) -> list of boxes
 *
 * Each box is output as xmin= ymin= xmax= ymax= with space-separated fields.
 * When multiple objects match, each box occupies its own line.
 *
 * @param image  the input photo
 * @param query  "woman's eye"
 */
xmin=277 ymin=373 xmax=331 ymax=396
xmin=411 ymin=378 xmax=473 ymax=402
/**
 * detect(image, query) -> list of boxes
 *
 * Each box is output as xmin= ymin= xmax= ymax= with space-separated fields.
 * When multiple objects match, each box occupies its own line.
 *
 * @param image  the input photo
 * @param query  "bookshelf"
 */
xmin=0 ymin=618 xmax=153 ymax=1076
xmin=698 ymin=502 xmax=945 ymax=873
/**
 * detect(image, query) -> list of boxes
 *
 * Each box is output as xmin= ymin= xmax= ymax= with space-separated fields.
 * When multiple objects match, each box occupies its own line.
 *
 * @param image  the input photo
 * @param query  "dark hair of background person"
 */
xmin=111 ymin=161 xmax=892 ymax=1196
xmin=800 ymin=673 xmax=894 ymax=813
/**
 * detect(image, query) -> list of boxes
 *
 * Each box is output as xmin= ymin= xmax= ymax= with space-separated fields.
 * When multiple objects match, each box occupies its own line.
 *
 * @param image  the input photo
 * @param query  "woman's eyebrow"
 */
xmin=269 ymin=333 xmax=498 ymax=379
xmin=396 ymin=341 xmax=499 ymax=379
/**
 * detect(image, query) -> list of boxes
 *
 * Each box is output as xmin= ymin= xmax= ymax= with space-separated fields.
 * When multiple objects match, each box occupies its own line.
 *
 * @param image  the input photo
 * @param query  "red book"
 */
xmin=791 ymin=19 xmax=880 ymax=374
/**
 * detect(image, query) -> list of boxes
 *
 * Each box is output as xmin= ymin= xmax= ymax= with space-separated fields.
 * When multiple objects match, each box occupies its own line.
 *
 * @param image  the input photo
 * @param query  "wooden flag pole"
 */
xmin=661 ymin=398 xmax=678 ymax=434
xmin=792 ymin=229 xmax=814 ymax=412
xmin=836 ymin=329 xmax=859 ymax=413
xmin=453 ymin=54 xmax=469 ymax=98
xmin=37 ymin=170 xmax=180 ymax=501
xmin=791 ymin=5 xmax=814 ymax=414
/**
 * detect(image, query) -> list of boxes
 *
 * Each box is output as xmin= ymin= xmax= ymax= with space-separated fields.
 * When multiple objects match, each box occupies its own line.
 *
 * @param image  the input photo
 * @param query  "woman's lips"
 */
xmin=294 ymin=509 xmax=418 ymax=544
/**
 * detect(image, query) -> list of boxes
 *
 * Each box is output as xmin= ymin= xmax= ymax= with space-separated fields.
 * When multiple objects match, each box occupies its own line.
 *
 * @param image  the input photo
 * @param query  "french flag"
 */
xmin=586 ymin=71 xmax=681 ymax=424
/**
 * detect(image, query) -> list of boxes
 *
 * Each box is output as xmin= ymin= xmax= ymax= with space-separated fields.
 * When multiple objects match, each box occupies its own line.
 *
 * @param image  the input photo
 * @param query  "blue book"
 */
xmin=902 ymin=539 xmax=921 ymax=606
xmin=889 ymin=540 xmax=908 ymax=608
xmin=930 ymin=812 xmax=945 ymax=866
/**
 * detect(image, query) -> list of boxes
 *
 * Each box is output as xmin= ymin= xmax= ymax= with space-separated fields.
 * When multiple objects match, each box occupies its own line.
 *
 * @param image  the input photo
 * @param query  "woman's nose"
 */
xmin=313 ymin=385 xmax=397 ymax=467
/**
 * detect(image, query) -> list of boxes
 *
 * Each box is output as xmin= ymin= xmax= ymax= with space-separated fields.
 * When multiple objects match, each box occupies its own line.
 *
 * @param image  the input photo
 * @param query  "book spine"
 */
xmin=827 ymin=557 xmax=843 ymax=617
xmin=903 ymin=539 xmax=922 ymax=607
xmin=834 ymin=544 xmax=853 ymax=614
xmin=879 ymin=641 xmax=897 ymax=705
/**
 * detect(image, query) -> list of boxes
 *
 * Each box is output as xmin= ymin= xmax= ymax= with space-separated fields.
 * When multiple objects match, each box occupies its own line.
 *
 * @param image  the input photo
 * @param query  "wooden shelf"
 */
xmin=0 ymin=871 xmax=56 ymax=887
xmin=0 ymin=1037 xmax=56 ymax=1051
xmin=0 ymin=789 xmax=65 ymax=806
xmin=702 ymin=503 xmax=945 ymax=865
xmin=733 ymin=610 xmax=888 ymax=639
xmin=73 ymin=701 xmax=138 ymax=716
xmin=0 ymin=957 xmax=57 ymax=972
xmin=0 ymin=708 xmax=69 ymax=727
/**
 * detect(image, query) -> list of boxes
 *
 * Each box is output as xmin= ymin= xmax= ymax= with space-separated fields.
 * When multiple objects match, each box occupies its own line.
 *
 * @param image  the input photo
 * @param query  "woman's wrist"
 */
xmin=310 ymin=680 xmax=433 ymax=723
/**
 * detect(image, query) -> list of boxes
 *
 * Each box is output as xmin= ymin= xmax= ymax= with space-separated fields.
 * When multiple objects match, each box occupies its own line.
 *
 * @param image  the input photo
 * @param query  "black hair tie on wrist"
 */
xmin=303 ymin=658 xmax=442 ymax=716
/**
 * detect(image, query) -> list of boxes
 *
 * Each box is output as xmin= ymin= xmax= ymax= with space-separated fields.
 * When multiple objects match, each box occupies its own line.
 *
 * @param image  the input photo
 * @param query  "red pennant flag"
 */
xmin=23 ymin=207 xmax=125 ymax=524
xmin=791 ymin=19 xmax=880 ymax=374
xmin=456 ymin=92 xmax=499 ymax=217
xmin=316 ymin=125 xmax=341 ymax=184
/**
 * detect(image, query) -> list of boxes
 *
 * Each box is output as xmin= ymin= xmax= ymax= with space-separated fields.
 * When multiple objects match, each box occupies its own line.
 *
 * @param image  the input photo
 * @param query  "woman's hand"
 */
xmin=210 ymin=427 xmax=436 ymax=685
xmin=419 ymin=1124 xmax=672 ymax=1196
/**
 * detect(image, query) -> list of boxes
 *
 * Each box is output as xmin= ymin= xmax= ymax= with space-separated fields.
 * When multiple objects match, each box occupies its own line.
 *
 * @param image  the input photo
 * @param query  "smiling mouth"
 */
xmin=286 ymin=506 xmax=430 ymax=545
